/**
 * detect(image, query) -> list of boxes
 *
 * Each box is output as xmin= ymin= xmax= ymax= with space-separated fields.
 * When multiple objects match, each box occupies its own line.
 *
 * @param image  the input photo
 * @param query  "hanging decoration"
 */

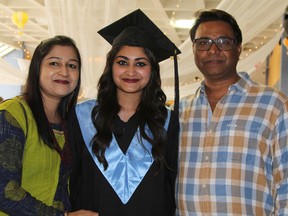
xmin=283 ymin=5 xmax=288 ymax=55
xmin=284 ymin=37 xmax=288 ymax=48
xmin=11 ymin=11 xmax=29 ymax=35
xmin=11 ymin=11 xmax=30 ymax=59
xmin=283 ymin=37 xmax=288 ymax=55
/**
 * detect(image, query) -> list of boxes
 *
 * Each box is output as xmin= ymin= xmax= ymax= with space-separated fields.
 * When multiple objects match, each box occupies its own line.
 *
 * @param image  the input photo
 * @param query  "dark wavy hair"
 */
xmin=91 ymin=45 xmax=167 ymax=170
xmin=22 ymin=35 xmax=82 ymax=149
xmin=190 ymin=9 xmax=242 ymax=45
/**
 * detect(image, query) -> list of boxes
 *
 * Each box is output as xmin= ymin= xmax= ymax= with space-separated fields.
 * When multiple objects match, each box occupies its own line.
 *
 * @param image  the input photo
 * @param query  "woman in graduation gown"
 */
xmin=69 ymin=9 xmax=180 ymax=216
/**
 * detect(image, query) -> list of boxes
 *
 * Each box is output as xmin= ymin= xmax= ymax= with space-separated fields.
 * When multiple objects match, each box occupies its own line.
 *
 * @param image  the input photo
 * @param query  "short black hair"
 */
xmin=190 ymin=9 xmax=242 ymax=44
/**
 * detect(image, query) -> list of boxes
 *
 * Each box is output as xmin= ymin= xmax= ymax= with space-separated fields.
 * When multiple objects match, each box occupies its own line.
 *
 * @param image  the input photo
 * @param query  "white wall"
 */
xmin=0 ymin=84 xmax=21 ymax=100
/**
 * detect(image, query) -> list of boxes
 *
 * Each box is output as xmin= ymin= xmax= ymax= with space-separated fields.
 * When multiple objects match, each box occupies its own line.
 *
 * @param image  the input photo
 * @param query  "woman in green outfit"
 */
xmin=0 ymin=35 xmax=97 ymax=216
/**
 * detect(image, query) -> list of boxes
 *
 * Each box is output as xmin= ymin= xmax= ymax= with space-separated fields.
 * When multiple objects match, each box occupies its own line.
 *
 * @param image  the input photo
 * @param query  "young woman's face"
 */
xmin=39 ymin=45 xmax=80 ymax=101
xmin=112 ymin=45 xmax=151 ymax=95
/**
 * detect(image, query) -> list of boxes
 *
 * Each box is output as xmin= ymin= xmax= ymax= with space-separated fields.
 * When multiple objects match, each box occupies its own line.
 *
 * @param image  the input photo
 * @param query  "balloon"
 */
xmin=12 ymin=11 xmax=29 ymax=34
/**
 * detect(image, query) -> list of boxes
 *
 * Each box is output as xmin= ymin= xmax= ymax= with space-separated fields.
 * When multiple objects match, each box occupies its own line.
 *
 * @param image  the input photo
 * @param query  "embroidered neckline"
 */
xmin=50 ymin=120 xmax=71 ymax=165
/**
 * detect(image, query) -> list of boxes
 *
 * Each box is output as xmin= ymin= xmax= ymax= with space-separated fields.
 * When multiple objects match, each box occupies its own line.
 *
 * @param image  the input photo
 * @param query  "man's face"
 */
xmin=193 ymin=21 xmax=242 ymax=81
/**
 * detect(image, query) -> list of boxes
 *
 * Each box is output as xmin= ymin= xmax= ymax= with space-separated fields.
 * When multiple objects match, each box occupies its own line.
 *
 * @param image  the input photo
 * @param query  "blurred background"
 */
xmin=0 ymin=0 xmax=287 ymax=101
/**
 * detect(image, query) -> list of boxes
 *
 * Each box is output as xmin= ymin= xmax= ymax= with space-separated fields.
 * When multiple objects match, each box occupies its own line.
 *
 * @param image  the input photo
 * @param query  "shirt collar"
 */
xmin=197 ymin=72 xmax=253 ymax=98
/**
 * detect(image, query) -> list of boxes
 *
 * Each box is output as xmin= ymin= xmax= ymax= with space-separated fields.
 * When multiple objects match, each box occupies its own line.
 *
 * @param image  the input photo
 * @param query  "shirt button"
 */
xmin=205 ymin=155 xmax=209 ymax=161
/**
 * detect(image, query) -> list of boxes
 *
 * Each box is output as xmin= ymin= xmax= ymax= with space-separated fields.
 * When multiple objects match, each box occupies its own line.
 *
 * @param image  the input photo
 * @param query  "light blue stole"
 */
xmin=76 ymin=99 xmax=171 ymax=204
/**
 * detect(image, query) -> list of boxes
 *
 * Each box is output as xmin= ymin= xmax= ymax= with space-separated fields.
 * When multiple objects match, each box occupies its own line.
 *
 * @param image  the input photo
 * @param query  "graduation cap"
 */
xmin=98 ymin=9 xmax=181 ymax=115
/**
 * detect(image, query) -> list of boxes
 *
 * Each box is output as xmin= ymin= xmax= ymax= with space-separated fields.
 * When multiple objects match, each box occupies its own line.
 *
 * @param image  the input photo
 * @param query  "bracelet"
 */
xmin=64 ymin=212 xmax=69 ymax=216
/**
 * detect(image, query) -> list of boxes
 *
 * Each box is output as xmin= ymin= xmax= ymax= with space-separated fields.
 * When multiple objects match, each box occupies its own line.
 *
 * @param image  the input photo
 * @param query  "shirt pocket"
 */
xmin=223 ymin=121 xmax=261 ymax=166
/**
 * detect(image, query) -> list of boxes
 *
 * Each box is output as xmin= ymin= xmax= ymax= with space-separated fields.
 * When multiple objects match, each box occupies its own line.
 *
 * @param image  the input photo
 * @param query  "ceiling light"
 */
xmin=170 ymin=19 xmax=195 ymax=29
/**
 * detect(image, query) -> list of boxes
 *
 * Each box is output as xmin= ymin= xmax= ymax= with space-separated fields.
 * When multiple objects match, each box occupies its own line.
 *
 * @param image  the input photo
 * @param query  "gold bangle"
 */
xmin=64 ymin=212 xmax=69 ymax=216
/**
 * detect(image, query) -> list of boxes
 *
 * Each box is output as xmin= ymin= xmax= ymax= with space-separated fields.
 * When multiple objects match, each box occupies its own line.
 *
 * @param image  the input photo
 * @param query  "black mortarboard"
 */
xmin=98 ymin=9 xmax=181 ymax=63
xmin=98 ymin=9 xmax=181 ymax=115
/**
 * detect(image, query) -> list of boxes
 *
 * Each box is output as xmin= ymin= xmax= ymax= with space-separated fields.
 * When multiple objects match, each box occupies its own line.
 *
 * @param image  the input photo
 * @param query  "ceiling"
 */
xmin=0 ymin=0 xmax=283 ymax=59
xmin=0 ymin=0 xmax=47 ymax=55
xmin=0 ymin=0 xmax=287 ymax=100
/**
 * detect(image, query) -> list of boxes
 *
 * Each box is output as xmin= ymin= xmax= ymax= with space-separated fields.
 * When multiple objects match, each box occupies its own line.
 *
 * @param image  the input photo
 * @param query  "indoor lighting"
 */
xmin=170 ymin=19 xmax=195 ymax=29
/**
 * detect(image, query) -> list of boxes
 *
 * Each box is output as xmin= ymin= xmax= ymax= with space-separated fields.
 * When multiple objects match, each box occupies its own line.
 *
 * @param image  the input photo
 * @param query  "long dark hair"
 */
xmin=190 ymin=9 xmax=242 ymax=45
xmin=22 ymin=35 xmax=82 ymax=149
xmin=91 ymin=45 xmax=167 ymax=170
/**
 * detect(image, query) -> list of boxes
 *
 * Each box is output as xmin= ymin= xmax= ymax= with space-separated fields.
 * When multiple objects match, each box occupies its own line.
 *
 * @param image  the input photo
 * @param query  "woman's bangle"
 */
xmin=64 ymin=212 xmax=69 ymax=216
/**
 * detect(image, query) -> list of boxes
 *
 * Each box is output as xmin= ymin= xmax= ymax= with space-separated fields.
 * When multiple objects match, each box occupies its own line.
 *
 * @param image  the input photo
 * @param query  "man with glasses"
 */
xmin=176 ymin=9 xmax=288 ymax=215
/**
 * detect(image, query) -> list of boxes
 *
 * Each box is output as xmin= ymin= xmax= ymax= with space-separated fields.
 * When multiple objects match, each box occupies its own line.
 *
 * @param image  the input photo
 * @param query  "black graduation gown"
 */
xmin=68 ymin=109 xmax=179 ymax=216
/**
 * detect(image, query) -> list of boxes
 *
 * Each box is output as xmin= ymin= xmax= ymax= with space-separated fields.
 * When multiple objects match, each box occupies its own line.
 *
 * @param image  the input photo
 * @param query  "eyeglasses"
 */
xmin=193 ymin=37 xmax=237 ymax=51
